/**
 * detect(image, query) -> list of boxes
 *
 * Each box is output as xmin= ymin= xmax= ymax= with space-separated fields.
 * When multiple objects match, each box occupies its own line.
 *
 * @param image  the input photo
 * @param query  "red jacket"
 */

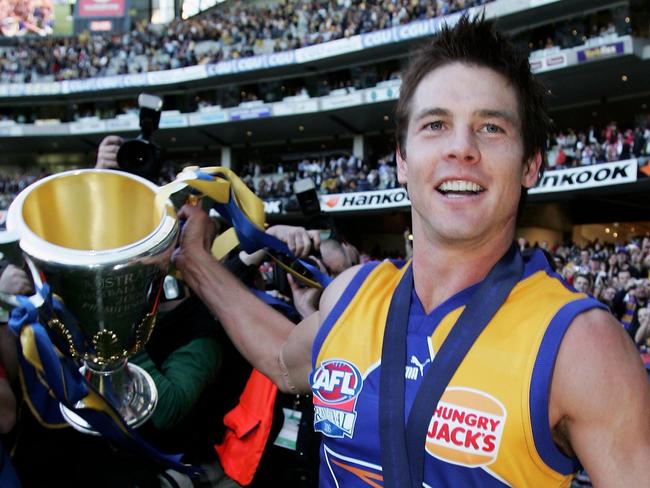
xmin=215 ymin=369 xmax=277 ymax=486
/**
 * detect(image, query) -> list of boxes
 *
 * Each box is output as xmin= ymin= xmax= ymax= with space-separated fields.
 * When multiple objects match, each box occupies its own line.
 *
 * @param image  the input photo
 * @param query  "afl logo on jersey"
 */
xmin=426 ymin=387 xmax=507 ymax=468
xmin=311 ymin=359 xmax=363 ymax=438
xmin=312 ymin=359 xmax=362 ymax=403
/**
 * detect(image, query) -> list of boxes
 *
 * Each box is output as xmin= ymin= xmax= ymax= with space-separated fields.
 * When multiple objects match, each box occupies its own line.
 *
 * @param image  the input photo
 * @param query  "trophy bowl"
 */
xmin=5 ymin=169 xmax=179 ymax=434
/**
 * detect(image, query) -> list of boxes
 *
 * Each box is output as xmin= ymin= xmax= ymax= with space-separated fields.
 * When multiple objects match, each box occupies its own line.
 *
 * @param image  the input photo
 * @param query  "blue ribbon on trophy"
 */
xmin=9 ymin=285 xmax=197 ymax=474
xmin=190 ymin=168 xmax=332 ymax=290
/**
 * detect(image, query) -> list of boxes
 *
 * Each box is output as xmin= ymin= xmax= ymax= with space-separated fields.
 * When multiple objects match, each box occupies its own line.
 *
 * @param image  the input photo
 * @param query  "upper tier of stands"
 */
xmin=0 ymin=0 xmax=493 ymax=83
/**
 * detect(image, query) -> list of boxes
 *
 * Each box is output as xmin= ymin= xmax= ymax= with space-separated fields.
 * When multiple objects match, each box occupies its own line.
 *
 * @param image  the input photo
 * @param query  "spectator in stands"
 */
xmin=625 ymin=280 xmax=650 ymax=340
xmin=597 ymin=285 xmax=617 ymax=309
xmin=577 ymin=249 xmax=590 ymax=274
xmin=552 ymin=254 xmax=565 ymax=273
xmin=615 ymin=246 xmax=637 ymax=276
xmin=642 ymin=252 xmax=650 ymax=279
xmin=634 ymin=307 xmax=650 ymax=347
xmin=629 ymin=242 xmax=644 ymax=274
xmin=573 ymin=273 xmax=592 ymax=294
xmin=613 ymin=268 xmax=633 ymax=317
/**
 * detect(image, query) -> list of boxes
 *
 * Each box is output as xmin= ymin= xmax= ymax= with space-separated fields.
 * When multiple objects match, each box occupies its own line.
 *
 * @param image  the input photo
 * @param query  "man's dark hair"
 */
xmin=395 ymin=15 xmax=551 ymax=175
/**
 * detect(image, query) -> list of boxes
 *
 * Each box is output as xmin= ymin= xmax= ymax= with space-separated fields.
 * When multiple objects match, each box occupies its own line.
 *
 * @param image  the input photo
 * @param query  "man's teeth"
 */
xmin=437 ymin=180 xmax=484 ymax=194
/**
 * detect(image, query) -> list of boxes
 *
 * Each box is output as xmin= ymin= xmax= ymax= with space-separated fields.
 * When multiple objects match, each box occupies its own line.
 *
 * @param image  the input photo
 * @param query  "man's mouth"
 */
xmin=436 ymin=180 xmax=485 ymax=198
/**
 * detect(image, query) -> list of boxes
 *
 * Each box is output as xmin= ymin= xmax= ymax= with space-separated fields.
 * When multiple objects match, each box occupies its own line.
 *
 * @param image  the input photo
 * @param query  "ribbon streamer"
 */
xmin=165 ymin=167 xmax=331 ymax=289
xmin=9 ymin=285 xmax=200 ymax=475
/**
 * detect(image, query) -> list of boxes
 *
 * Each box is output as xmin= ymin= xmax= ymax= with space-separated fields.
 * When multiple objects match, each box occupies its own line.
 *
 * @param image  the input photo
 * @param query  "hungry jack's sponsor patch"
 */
xmin=426 ymin=387 xmax=507 ymax=467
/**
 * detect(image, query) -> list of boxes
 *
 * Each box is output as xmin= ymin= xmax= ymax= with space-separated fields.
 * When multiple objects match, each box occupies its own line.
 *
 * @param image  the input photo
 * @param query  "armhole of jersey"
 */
xmin=311 ymin=261 xmax=381 ymax=369
xmin=529 ymin=297 xmax=607 ymax=474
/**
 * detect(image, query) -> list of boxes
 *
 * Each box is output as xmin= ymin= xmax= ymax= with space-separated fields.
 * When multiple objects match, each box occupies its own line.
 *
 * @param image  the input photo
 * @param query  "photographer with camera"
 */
xmin=95 ymin=94 xmax=164 ymax=183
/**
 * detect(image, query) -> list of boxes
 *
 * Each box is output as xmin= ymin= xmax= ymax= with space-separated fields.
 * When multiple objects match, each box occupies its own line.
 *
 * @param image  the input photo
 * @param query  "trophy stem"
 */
xmin=60 ymin=361 xmax=158 ymax=435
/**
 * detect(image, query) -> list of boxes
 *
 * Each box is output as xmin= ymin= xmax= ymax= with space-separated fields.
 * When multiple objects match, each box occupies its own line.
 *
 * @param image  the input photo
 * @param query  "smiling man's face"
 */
xmin=396 ymin=62 xmax=540 ymax=249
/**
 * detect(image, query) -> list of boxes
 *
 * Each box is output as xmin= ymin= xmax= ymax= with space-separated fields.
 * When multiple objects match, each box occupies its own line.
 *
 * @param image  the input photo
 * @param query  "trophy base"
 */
xmin=60 ymin=362 xmax=158 ymax=435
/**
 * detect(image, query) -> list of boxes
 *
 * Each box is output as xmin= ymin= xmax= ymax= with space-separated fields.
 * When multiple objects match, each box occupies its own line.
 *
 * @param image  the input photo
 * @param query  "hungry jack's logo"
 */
xmin=426 ymin=387 xmax=507 ymax=467
xmin=311 ymin=359 xmax=363 ymax=438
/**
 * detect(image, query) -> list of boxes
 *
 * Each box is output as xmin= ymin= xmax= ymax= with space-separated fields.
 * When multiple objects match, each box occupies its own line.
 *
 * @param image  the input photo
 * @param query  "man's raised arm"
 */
xmin=172 ymin=204 xmax=357 ymax=393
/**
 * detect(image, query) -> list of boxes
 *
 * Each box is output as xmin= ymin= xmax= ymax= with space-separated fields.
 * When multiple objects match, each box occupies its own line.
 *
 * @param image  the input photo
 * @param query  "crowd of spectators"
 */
xmin=515 ymin=11 xmax=627 ymax=55
xmin=0 ymin=0 xmax=492 ymax=84
xmin=547 ymin=122 xmax=650 ymax=169
xmin=527 ymin=236 xmax=650 ymax=348
xmin=0 ymin=170 xmax=47 ymax=210
xmin=240 ymin=152 xmax=399 ymax=199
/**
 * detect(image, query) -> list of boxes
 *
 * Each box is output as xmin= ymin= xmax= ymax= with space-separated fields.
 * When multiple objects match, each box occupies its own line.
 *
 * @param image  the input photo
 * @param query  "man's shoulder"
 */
xmin=318 ymin=260 xmax=405 ymax=321
xmin=558 ymin=308 xmax=628 ymax=361
xmin=552 ymin=307 xmax=645 ymax=414
xmin=318 ymin=263 xmax=367 ymax=318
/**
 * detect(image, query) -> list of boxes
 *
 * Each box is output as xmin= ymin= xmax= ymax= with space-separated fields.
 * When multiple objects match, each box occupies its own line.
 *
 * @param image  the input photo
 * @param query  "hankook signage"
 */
xmin=530 ymin=160 xmax=637 ymax=194
xmin=319 ymin=188 xmax=410 ymax=212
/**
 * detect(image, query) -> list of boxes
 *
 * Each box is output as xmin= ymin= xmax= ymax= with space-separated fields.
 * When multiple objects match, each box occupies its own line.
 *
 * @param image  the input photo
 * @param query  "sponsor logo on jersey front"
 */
xmin=311 ymin=359 xmax=363 ymax=438
xmin=426 ymin=387 xmax=507 ymax=468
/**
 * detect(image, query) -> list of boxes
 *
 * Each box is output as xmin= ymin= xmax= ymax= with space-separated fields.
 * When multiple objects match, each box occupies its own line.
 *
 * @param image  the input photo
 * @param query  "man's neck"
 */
xmin=411 ymin=234 xmax=514 ymax=314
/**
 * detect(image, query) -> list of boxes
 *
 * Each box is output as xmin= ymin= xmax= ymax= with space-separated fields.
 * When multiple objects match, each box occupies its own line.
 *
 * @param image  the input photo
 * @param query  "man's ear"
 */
xmin=522 ymin=151 xmax=542 ymax=189
xmin=396 ymin=146 xmax=408 ymax=185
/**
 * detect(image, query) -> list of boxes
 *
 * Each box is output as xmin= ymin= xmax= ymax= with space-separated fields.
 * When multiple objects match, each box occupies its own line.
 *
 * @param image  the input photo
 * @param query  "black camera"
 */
xmin=117 ymin=93 xmax=163 ymax=181
xmin=293 ymin=177 xmax=321 ymax=216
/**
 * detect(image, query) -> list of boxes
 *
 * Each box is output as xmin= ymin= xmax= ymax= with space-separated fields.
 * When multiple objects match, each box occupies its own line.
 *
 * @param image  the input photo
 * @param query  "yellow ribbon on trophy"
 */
xmin=157 ymin=166 xmax=331 ymax=289
xmin=156 ymin=166 xmax=266 ymax=261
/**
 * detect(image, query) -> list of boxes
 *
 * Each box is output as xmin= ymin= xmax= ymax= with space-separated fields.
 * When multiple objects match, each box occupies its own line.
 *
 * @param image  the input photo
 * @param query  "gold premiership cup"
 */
xmin=4 ymin=169 xmax=179 ymax=433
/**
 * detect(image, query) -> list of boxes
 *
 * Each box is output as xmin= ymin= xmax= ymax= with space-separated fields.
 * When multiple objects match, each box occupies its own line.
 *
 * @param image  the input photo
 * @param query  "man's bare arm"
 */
xmin=550 ymin=308 xmax=650 ymax=486
xmin=174 ymin=205 xmax=359 ymax=393
xmin=281 ymin=264 xmax=363 ymax=391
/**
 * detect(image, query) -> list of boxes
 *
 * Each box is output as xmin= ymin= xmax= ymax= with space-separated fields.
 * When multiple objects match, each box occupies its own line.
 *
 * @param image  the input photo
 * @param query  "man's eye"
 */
xmin=426 ymin=121 xmax=443 ymax=130
xmin=484 ymin=123 xmax=504 ymax=133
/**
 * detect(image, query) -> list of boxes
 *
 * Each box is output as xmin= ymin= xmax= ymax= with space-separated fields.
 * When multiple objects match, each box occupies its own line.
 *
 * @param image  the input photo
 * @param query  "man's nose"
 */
xmin=445 ymin=126 xmax=480 ymax=164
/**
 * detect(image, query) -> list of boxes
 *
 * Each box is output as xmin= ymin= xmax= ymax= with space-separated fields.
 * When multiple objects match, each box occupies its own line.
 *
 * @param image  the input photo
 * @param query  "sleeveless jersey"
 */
xmin=310 ymin=250 xmax=604 ymax=487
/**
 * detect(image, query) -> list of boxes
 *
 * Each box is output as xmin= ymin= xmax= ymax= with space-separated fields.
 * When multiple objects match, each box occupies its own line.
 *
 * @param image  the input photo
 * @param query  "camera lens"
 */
xmin=116 ymin=138 xmax=161 ymax=181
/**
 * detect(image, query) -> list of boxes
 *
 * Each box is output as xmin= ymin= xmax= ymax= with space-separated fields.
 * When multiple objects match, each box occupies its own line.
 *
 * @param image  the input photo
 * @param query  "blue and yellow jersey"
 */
xmin=310 ymin=250 xmax=604 ymax=487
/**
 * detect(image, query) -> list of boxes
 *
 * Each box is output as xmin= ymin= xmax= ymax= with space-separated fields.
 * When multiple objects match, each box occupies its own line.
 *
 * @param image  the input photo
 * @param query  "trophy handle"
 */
xmin=0 ymin=232 xmax=45 ymax=310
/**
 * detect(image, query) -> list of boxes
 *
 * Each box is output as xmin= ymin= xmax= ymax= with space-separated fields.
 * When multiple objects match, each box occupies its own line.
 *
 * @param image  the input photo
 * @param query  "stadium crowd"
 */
xmin=240 ymin=152 xmax=399 ymax=199
xmin=528 ymin=237 xmax=650 ymax=347
xmin=0 ymin=0 xmax=493 ymax=83
xmin=514 ymin=9 xmax=628 ymax=53
xmin=548 ymin=122 xmax=650 ymax=168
